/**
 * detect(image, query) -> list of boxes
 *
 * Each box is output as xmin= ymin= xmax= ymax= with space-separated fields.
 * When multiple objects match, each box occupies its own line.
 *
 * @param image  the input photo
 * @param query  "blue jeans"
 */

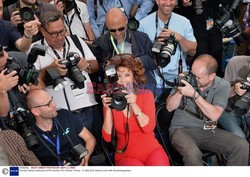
xmin=73 ymin=104 xmax=103 ymax=147
xmin=219 ymin=111 xmax=250 ymax=140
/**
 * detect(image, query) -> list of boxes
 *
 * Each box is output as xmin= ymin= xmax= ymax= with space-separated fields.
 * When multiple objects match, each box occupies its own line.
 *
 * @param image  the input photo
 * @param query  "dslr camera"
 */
xmin=59 ymin=52 xmax=86 ymax=89
xmin=233 ymin=79 xmax=250 ymax=116
xmin=4 ymin=44 xmax=47 ymax=86
xmin=174 ymin=71 xmax=198 ymax=88
xmin=215 ymin=0 xmax=245 ymax=45
xmin=6 ymin=108 xmax=39 ymax=150
xmin=65 ymin=144 xmax=88 ymax=166
xmin=58 ymin=0 xmax=75 ymax=13
xmin=104 ymin=64 xmax=127 ymax=111
xmin=152 ymin=32 xmax=177 ymax=68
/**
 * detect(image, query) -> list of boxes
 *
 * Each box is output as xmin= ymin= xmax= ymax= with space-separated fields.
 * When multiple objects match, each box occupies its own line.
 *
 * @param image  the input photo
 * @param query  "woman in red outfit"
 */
xmin=101 ymin=54 xmax=170 ymax=166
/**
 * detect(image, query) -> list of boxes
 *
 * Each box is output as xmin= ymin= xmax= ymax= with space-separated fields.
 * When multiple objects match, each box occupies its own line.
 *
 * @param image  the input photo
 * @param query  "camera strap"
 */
xmin=154 ymin=12 xmax=172 ymax=41
xmin=110 ymin=36 xmax=125 ymax=54
xmin=111 ymin=105 xmax=130 ymax=154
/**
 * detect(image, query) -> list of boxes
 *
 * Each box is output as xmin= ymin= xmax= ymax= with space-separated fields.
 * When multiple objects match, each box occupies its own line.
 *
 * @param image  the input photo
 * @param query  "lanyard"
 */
xmin=41 ymin=122 xmax=62 ymax=166
xmin=65 ymin=11 xmax=76 ymax=35
xmin=110 ymin=35 xmax=125 ymax=54
xmin=154 ymin=12 xmax=172 ymax=41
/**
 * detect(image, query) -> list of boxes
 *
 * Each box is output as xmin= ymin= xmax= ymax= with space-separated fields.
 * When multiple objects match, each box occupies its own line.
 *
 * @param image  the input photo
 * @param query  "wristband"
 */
xmin=24 ymin=33 xmax=32 ymax=40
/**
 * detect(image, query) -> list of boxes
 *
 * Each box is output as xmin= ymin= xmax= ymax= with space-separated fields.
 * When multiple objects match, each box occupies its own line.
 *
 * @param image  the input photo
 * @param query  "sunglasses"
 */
xmin=107 ymin=26 xmax=126 ymax=33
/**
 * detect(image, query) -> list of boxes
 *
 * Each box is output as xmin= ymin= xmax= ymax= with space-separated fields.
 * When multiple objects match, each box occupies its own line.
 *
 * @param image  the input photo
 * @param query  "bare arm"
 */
xmin=166 ymin=90 xmax=183 ymax=112
xmin=78 ymin=127 xmax=96 ymax=166
xmin=101 ymin=94 xmax=113 ymax=135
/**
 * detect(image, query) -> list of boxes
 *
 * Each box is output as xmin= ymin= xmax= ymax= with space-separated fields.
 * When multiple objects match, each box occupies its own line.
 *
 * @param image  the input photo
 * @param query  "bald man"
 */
xmin=93 ymin=8 xmax=157 ymax=93
xmin=166 ymin=54 xmax=249 ymax=166
xmin=26 ymin=89 xmax=96 ymax=166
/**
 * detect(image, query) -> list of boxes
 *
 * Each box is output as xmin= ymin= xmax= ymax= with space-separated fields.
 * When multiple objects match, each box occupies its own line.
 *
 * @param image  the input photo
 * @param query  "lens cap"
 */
xmin=20 ymin=7 xmax=35 ymax=22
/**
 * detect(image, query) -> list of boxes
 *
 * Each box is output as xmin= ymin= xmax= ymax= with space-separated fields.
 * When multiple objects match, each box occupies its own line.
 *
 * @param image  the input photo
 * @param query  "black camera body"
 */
xmin=65 ymin=144 xmax=88 ymax=166
xmin=215 ymin=0 xmax=244 ymax=45
xmin=59 ymin=52 xmax=86 ymax=89
xmin=174 ymin=71 xmax=198 ymax=88
xmin=104 ymin=64 xmax=127 ymax=111
xmin=6 ymin=108 xmax=39 ymax=150
xmin=152 ymin=33 xmax=177 ymax=68
xmin=58 ymin=0 xmax=75 ymax=13
xmin=233 ymin=79 xmax=250 ymax=116
xmin=4 ymin=44 xmax=47 ymax=86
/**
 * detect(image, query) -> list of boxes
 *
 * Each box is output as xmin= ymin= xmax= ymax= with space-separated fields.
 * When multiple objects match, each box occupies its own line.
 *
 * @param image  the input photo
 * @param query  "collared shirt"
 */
xmin=139 ymin=12 xmax=196 ymax=88
xmin=30 ymin=36 xmax=98 ymax=111
xmin=169 ymin=76 xmax=230 ymax=133
xmin=0 ymin=130 xmax=41 ymax=166
xmin=87 ymin=0 xmax=154 ymax=37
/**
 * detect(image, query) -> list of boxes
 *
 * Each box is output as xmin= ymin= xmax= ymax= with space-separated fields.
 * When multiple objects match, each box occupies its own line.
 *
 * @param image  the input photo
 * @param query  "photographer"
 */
xmin=219 ymin=56 xmax=250 ymax=141
xmin=3 ymin=0 xmax=60 ymax=42
xmin=0 ymin=48 xmax=32 ymax=119
xmin=30 ymin=11 xmax=102 ymax=147
xmin=166 ymin=54 xmax=249 ymax=165
xmin=93 ymin=8 xmax=156 ymax=93
xmin=87 ymin=0 xmax=154 ymax=38
xmin=0 ymin=0 xmax=40 ymax=52
xmin=50 ymin=0 xmax=95 ymax=41
xmin=178 ymin=0 xmax=239 ymax=77
xmin=26 ymin=89 xmax=96 ymax=166
xmin=101 ymin=54 xmax=170 ymax=166
xmin=138 ymin=0 xmax=197 ymax=105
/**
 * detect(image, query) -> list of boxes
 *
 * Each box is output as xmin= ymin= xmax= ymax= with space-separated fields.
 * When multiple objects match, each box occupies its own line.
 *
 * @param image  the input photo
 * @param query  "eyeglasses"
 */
xmin=33 ymin=97 xmax=54 ymax=108
xmin=107 ymin=26 xmax=126 ymax=33
xmin=43 ymin=27 xmax=67 ymax=38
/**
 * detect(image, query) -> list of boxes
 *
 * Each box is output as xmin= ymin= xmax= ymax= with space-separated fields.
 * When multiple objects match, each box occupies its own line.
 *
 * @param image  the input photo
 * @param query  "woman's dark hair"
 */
xmin=109 ymin=54 xmax=147 ymax=92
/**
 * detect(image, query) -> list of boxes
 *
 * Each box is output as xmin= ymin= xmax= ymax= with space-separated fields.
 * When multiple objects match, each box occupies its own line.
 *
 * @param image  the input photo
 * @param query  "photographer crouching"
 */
xmin=219 ymin=56 xmax=250 ymax=142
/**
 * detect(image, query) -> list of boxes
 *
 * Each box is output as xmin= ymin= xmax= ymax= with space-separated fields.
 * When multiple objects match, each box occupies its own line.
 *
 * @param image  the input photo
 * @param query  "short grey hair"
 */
xmin=41 ymin=11 xmax=63 ymax=29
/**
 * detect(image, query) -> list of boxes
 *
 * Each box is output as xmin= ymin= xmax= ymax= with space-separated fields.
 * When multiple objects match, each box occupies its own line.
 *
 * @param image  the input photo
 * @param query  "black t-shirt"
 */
xmin=0 ymin=20 xmax=21 ymax=51
xmin=32 ymin=109 xmax=85 ymax=166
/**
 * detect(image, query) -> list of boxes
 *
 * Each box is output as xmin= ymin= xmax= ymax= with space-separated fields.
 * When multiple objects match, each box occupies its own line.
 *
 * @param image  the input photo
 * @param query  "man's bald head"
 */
xmin=26 ymin=89 xmax=49 ymax=110
xmin=192 ymin=54 xmax=218 ymax=75
xmin=105 ymin=8 xmax=127 ymax=28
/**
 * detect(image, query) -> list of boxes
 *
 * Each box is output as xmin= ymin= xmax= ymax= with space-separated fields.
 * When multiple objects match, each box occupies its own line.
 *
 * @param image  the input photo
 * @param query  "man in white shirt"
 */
xmin=29 ymin=10 xmax=102 ymax=146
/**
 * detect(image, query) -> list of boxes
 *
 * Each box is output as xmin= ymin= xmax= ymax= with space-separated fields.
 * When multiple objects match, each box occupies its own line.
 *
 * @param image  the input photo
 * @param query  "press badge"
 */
xmin=71 ymin=85 xmax=84 ymax=99
xmin=203 ymin=120 xmax=217 ymax=130
xmin=206 ymin=19 xmax=214 ymax=30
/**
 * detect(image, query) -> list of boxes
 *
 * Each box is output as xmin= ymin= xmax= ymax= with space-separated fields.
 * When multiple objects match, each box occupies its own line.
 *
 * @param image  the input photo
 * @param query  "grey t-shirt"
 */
xmin=169 ymin=76 xmax=230 ymax=134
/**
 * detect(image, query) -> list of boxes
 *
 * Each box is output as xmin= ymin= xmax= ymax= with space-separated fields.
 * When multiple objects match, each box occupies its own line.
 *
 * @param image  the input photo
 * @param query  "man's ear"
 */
xmin=31 ymin=108 xmax=39 ymax=116
xmin=210 ymin=72 xmax=216 ymax=80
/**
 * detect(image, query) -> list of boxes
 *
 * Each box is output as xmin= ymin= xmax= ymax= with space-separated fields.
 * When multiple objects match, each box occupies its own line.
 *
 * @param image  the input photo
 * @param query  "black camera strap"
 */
xmin=64 ymin=0 xmax=90 ymax=41
xmin=154 ymin=12 xmax=172 ymax=41
xmin=111 ymin=105 xmax=130 ymax=154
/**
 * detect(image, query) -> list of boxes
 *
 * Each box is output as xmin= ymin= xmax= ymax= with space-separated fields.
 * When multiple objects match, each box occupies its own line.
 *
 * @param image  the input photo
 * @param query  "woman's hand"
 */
xmin=101 ymin=94 xmax=112 ymax=110
xmin=124 ymin=90 xmax=137 ymax=105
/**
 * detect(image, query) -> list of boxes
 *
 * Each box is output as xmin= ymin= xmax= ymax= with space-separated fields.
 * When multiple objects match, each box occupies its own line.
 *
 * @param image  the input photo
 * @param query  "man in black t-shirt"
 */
xmin=26 ymin=89 xmax=96 ymax=166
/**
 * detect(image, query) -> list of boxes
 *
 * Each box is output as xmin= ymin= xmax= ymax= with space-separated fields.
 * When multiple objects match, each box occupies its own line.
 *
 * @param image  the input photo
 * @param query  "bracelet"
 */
xmin=24 ymin=33 xmax=32 ymax=40
xmin=193 ymin=91 xmax=200 ymax=100
xmin=136 ymin=111 xmax=142 ymax=117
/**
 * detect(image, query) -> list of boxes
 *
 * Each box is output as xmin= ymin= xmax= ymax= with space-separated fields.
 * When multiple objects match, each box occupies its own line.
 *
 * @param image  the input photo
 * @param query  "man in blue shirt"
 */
xmin=138 ymin=0 xmax=197 ymax=105
xmin=87 ymin=0 xmax=154 ymax=37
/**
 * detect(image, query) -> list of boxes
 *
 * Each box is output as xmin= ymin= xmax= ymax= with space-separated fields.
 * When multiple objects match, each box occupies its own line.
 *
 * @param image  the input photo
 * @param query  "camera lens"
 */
xmin=111 ymin=92 xmax=127 ymax=111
